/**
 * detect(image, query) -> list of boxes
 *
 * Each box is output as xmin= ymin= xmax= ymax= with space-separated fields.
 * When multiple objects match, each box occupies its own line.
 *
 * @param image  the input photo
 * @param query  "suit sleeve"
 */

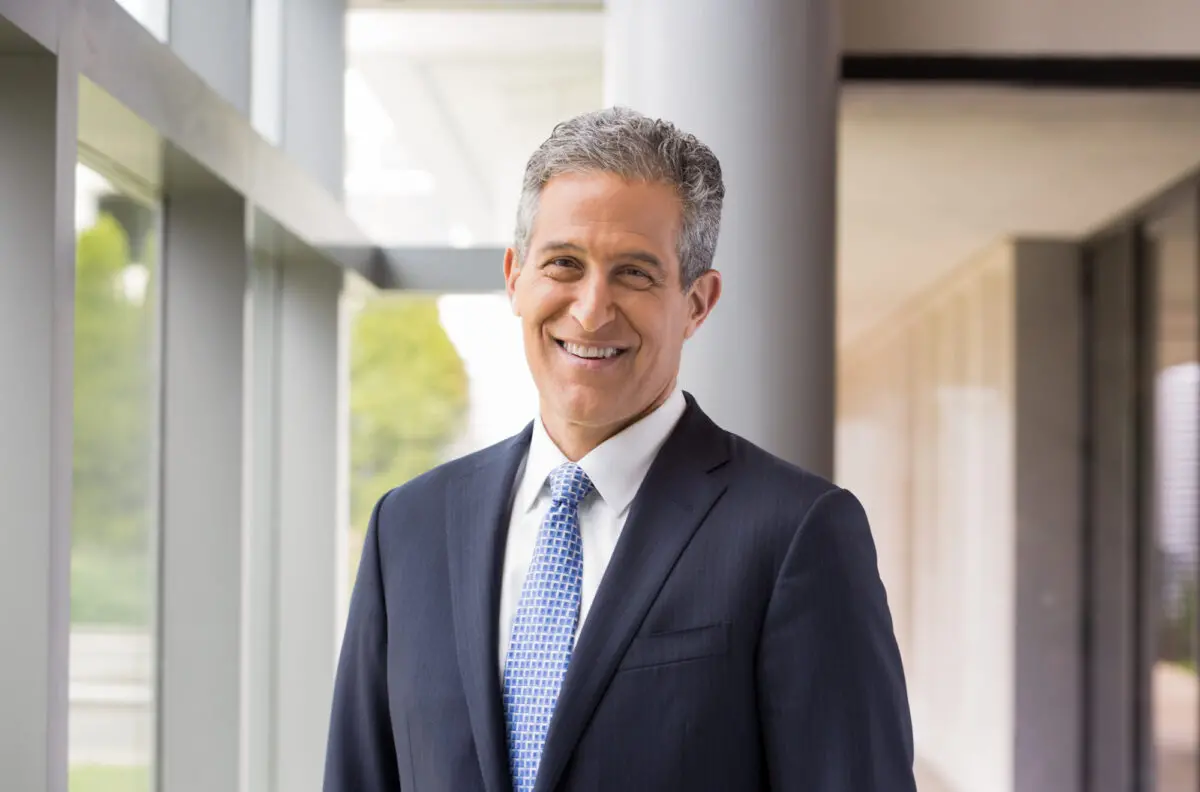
xmin=757 ymin=487 xmax=917 ymax=791
xmin=324 ymin=493 xmax=403 ymax=792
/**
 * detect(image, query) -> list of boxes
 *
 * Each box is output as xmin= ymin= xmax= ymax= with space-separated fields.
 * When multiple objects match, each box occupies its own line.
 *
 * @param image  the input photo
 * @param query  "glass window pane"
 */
xmin=69 ymin=163 xmax=161 ymax=792
xmin=1147 ymin=196 xmax=1200 ymax=792
xmin=344 ymin=292 xmax=535 ymax=597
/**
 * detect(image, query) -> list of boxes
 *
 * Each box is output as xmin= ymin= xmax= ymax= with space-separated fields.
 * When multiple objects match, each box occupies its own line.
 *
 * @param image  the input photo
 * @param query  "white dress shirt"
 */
xmin=498 ymin=388 xmax=687 ymax=673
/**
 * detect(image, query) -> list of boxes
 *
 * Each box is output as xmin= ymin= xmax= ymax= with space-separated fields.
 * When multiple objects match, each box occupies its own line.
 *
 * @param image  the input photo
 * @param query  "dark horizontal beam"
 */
xmin=385 ymin=246 xmax=505 ymax=292
xmin=842 ymin=55 xmax=1200 ymax=89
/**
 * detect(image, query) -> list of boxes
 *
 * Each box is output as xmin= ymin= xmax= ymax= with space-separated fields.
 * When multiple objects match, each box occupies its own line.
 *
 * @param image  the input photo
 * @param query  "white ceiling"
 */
xmin=840 ymin=86 xmax=1200 ymax=342
xmin=346 ymin=8 xmax=1200 ymax=347
xmin=346 ymin=10 xmax=602 ymax=248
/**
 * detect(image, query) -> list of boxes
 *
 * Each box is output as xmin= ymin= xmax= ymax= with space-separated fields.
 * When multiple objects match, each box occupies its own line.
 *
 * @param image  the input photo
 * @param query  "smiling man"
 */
xmin=324 ymin=107 xmax=917 ymax=792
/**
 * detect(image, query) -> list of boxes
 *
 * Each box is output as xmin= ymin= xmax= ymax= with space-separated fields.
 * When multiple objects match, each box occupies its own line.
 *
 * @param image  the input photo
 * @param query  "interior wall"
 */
xmin=838 ymin=242 xmax=1016 ymax=792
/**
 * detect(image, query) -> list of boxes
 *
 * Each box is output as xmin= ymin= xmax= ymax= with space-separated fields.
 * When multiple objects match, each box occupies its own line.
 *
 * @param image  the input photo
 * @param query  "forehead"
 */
xmin=530 ymin=172 xmax=683 ymax=251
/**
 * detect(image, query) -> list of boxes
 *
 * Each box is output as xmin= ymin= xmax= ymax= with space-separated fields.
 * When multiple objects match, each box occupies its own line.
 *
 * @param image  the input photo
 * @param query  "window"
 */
xmin=344 ymin=292 xmax=535 ymax=598
xmin=69 ymin=163 xmax=161 ymax=792
xmin=1145 ymin=196 xmax=1200 ymax=792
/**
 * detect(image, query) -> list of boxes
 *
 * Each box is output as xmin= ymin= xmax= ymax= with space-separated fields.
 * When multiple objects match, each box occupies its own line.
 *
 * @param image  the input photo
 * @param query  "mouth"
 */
xmin=554 ymin=338 xmax=630 ymax=363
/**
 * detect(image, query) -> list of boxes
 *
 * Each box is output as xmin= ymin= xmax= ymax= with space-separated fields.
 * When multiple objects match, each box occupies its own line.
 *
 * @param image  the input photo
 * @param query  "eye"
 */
xmin=541 ymin=257 xmax=582 ymax=280
xmin=618 ymin=266 xmax=656 ymax=285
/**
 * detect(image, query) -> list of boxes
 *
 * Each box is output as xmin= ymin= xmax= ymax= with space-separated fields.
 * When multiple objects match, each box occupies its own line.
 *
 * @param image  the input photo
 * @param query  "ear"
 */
xmin=503 ymin=248 xmax=521 ymax=315
xmin=683 ymin=270 xmax=722 ymax=340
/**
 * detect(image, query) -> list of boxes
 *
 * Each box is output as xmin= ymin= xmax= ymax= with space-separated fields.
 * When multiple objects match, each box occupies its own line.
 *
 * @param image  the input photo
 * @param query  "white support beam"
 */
xmin=274 ymin=251 xmax=344 ymax=792
xmin=243 ymin=249 xmax=281 ymax=792
xmin=0 ymin=45 xmax=76 ymax=792
xmin=387 ymin=246 xmax=505 ymax=292
xmin=158 ymin=163 xmax=249 ymax=792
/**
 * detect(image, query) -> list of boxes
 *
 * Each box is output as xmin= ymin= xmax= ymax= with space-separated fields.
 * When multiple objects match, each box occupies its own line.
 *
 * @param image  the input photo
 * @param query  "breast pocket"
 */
xmin=617 ymin=622 xmax=730 ymax=672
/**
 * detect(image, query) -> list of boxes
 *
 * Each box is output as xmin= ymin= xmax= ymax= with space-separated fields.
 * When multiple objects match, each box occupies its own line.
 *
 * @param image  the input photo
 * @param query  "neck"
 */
xmin=541 ymin=384 xmax=675 ymax=462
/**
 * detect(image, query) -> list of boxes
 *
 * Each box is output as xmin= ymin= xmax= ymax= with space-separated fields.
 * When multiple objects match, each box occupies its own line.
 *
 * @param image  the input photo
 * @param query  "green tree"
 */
xmin=71 ymin=211 xmax=157 ymax=625
xmin=350 ymin=294 xmax=470 ymax=537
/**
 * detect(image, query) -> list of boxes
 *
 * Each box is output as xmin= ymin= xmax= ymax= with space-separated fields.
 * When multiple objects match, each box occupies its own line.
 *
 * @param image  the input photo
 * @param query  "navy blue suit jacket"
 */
xmin=325 ymin=393 xmax=916 ymax=791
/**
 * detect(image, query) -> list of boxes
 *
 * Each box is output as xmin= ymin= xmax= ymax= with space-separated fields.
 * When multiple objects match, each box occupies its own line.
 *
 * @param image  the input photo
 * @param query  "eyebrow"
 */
xmin=539 ymin=241 xmax=665 ymax=272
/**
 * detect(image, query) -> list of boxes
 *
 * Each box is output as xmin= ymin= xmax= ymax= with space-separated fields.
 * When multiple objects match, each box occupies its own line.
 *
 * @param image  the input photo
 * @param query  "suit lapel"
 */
xmin=446 ymin=425 xmax=532 ymax=792
xmin=533 ymin=396 xmax=731 ymax=792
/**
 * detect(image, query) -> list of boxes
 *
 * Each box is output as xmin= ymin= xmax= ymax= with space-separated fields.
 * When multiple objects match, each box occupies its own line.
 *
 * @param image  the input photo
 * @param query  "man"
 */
xmin=325 ymin=107 xmax=916 ymax=791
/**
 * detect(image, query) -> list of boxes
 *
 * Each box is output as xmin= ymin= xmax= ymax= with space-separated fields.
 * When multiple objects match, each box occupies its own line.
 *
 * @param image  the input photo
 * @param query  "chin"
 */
xmin=551 ymin=385 xmax=626 ymax=427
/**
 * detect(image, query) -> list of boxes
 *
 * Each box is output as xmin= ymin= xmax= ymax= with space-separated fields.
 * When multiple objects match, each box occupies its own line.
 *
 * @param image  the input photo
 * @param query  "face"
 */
xmin=504 ymin=171 xmax=721 ymax=439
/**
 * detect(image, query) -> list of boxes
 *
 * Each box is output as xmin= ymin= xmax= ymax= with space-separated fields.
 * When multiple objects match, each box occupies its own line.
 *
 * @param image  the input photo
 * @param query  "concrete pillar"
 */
xmin=274 ymin=251 xmax=344 ymax=792
xmin=159 ymin=159 xmax=249 ymax=792
xmin=1012 ymin=240 xmax=1084 ymax=792
xmin=241 ymin=246 xmax=344 ymax=792
xmin=0 ymin=46 xmax=76 ymax=792
xmin=605 ymin=0 xmax=839 ymax=476
xmin=1085 ymin=227 xmax=1142 ymax=792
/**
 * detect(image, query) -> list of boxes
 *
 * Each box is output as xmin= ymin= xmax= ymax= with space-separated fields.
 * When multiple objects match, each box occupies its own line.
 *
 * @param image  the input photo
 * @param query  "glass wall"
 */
xmin=2 ymin=0 xmax=373 ymax=788
xmin=1145 ymin=195 xmax=1200 ymax=791
xmin=1085 ymin=187 xmax=1200 ymax=792
xmin=69 ymin=163 xmax=161 ymax=792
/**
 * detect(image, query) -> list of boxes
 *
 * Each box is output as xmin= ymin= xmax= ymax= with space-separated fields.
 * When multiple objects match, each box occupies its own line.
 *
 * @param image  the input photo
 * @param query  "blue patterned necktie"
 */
xmin=502 ymin=462 xmax=594 ymax=792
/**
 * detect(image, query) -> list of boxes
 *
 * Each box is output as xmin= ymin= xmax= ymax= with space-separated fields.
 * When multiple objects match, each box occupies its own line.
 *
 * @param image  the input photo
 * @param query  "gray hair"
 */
xmin=513 ymin=106 xmax=725 ymax=289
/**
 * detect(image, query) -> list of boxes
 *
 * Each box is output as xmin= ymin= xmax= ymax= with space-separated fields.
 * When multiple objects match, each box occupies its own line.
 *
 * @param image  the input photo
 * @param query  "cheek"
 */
xmin=643 ymin=302 xmax=691 ymax=345
xmin=522 ymin=320 xmax=548 ymax=358
xmin=656 ymin=316 xmax=694 ymax=368
xmin=519 ymin=281 xmax=569 ymax=331
xmin=633 ymin=320 xmax=680 ymax=366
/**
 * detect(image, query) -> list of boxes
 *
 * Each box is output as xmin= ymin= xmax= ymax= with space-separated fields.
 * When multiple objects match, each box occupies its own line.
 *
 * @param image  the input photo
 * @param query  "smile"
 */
xmin=555 ymin=338 xmax=628 ymax=361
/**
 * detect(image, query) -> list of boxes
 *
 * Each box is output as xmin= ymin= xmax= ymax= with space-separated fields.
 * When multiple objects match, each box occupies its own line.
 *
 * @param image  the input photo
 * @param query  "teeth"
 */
xmin=563 ymin=342 xmax=621 ymax=359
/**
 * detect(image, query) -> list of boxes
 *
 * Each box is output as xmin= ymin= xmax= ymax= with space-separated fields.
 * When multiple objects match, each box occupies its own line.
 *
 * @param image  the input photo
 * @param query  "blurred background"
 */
xmin=1 ymin=1 xmax=1198 ymax=791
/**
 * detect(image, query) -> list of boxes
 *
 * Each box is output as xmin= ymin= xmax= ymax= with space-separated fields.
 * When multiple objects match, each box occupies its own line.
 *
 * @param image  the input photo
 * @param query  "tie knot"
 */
xmin=548 ymin=462 xmax=593 ymax=506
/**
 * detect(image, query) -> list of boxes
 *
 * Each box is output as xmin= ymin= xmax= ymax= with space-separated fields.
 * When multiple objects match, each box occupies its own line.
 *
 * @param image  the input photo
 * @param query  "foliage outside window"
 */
xmin=347 ymin=294 xmax=470 ymax=583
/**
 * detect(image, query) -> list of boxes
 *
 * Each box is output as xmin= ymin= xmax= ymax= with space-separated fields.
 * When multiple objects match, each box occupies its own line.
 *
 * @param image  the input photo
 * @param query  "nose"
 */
xmin=569 ymin=271 xmax=616 ymax=333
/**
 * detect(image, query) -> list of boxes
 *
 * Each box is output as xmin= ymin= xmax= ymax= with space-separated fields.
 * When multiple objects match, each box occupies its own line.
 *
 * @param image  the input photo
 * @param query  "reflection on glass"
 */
xmin=1148 ymin=200 xmax=1199 ymax=792
xmin=69 ymin=164 xmax=160 ymax=792
xmin=344 ymin=293 xmax=535 ymax=596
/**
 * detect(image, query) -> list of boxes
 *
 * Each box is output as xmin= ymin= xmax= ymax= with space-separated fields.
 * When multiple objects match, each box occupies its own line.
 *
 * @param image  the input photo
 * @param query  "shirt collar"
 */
xmin=515 ymin=388 xmax=687 ymax=517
